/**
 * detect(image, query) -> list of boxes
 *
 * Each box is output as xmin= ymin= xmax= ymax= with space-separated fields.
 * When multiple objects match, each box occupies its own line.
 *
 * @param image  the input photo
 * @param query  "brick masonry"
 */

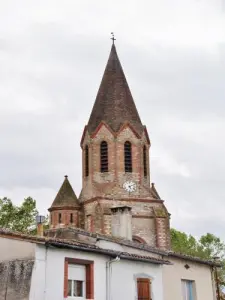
xmin=79 ymin=124 xmax=171 ymax=250
xmin=49 ymin=43 xmax=171 ymax=250
xmin=51 ymin=209 xmax=79 ymax=229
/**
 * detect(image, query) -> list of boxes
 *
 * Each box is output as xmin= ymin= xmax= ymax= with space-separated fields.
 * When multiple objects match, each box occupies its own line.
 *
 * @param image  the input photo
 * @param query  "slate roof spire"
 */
xmin=49 ymin=175 xmax=80 ymax=210
xmin=87 ymin=42 xmax=144 ymax=136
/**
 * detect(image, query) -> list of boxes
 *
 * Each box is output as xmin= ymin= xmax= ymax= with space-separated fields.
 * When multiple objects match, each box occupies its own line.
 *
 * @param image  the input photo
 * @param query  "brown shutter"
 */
xmin=64 ymin=260 xmax=68 ymax=298
xmin=86 ymin=263 xmax=94 ymax=299
xmin=137 ymin=278 xmax=151 ymax=300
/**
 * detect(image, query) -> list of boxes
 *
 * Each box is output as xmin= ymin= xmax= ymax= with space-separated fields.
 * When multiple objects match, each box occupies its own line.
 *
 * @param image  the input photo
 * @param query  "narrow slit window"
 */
xmin=58 ymin=213 xmax=62 ymax=224
xmin=85 ymin=145 xmax=89 ymax=177
xmin=70 ymin=213 xmax=73 ymax=223
xmin=143 ymin=145 xmax=147 ymax=177
xmin=100 ymin=141 xmax=108 ymax=172
xmin=124 ymin=141 xmax=132 ymax=172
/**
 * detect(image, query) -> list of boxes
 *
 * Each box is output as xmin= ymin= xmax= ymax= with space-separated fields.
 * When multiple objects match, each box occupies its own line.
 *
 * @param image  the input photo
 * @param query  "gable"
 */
xmin=117 ymin=125 xmax=141 ymax=144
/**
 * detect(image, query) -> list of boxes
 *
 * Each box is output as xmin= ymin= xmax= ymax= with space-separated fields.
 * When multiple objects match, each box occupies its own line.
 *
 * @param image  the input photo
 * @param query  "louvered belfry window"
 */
xmin=85 ymin=145 xmax=89 ymax=177
xmin=124 ymin=141 xmax=132 ymax=172
xmin=143 ymin=145 xmax=147 ymax=177
xmin=100 ymin=141 xmax=108 ymax=172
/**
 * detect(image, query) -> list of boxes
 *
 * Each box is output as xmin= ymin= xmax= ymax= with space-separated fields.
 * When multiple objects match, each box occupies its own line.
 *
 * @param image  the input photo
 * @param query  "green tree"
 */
xmin=171 ymin=228 xmax=225 ymax=298
xmin=0 ymin=197 xmax=38 ymax=233
xmin=170 ymin=228 xmax=202 ymax=256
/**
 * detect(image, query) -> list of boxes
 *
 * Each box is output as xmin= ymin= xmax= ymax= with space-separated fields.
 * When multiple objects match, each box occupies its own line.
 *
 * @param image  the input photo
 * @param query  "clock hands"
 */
xmin=123 ymin=181 xmax=137 ymax=193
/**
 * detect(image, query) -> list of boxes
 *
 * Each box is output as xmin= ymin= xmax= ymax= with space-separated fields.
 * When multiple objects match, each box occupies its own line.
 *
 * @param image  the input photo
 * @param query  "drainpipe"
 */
xmin=106 ymin=256 xmax=120 ymax=300
xmin=43 ymin=244 xmax=49 ymax=300
xmin=213 ymin=256 xmax=221 ymax=300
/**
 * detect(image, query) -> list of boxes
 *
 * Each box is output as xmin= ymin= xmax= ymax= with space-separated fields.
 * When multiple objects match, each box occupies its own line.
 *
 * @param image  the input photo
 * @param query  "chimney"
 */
xmin=36 ymin=215 xmax=45 ymax=237
xmin=110 ymin=206 xmax=132 ymax=240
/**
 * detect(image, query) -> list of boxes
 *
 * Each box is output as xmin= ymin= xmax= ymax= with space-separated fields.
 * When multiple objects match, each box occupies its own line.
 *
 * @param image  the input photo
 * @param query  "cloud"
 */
xmin=0 ymin=0 xmax=225 ymax=240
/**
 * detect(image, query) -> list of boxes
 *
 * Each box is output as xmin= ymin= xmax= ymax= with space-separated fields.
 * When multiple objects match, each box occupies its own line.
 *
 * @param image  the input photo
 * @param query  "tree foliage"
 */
xmin=0 ymin=197 xmax=38 ymax=233
xmin=171 ymin=228 xmax=225 ymax=297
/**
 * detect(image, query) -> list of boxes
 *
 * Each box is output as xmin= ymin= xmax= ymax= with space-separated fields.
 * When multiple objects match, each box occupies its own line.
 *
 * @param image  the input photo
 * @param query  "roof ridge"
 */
xmin=45 ymin=227 xmax=221 ymax=267
xmin=0 ymin=227 xmax=170 ymax=265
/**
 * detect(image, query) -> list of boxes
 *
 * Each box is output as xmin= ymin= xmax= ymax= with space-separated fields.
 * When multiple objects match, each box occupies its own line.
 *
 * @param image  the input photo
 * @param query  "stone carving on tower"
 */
xmin=48 ymin=40 xmax=171 ymax=250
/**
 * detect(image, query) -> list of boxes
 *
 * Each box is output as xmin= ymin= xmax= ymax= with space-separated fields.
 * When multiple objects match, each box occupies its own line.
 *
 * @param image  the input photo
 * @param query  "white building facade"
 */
xmin=0 ymin=228 xmax=219 ymax=300
xmin=0 ymin=231 xmax=167 ymax=300
xmin=30 ymin=243 xmax=164 ymax=300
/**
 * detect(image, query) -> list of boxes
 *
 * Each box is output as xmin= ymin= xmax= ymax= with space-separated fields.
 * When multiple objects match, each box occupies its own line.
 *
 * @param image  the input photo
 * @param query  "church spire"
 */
xmin=87 ymin=42 xmax=143 ymax=136
xmin=49 ymin=175 xmax=80 ymax=209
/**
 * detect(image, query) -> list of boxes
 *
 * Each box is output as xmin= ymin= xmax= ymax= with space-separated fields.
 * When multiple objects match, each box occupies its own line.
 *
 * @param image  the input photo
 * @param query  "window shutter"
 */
xmin=85 ymin=145 xmax=89 ymax=177
xmin=124 ymin=141 xmax=132 ymax=172
xmin=100 ymin=141 xmax=108 ymax=172
xmin=143 ymin=145 xmax=147 ymax=177
xmin=86 ymin=263 xmax=94 ymax=299
xmin=64 ymin=260 xmax=68 ymax=298
xmin=137 ymin=278 xmax=151 ymax=300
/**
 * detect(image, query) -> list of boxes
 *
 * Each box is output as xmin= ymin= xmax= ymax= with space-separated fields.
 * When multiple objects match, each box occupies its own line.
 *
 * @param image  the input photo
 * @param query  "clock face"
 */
xmin=123 ymin=181 xmax=137 ymax=193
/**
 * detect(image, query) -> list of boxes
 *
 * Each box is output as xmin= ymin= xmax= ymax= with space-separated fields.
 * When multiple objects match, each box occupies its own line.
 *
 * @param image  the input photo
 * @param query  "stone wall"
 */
xmin=0 ymin=259 xmax=34 ymax=300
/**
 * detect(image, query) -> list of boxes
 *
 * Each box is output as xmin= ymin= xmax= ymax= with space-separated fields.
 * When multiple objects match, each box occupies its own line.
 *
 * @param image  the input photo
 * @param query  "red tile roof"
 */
xmin=0 ymin=228 xmax=170 ymax=265
xmin=45 ymin=227 xmax=221 ymax=267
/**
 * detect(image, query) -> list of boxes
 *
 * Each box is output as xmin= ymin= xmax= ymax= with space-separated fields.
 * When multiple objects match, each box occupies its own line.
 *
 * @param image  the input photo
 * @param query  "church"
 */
xmin=48 ymin=40 xmax=170 ymax=250
xmin=0 ymin=39 xmax=219 ymax=300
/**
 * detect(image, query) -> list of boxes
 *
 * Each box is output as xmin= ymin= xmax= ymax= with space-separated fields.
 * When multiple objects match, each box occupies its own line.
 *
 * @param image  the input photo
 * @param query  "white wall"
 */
xmin=163 ymin=257 xmax=215 ymax=300
xmin=0 ymin=237 xmax=35 ymax=261
xmin=30 ymin=244 xmax=163 ymax=300
xmin=111 ymin=259 xmax=163 ymax=300
xmin=30 ymin=245 xmax=107 ymax=300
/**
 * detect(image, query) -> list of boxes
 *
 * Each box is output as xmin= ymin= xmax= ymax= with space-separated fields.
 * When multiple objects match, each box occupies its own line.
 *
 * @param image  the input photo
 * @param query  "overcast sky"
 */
xmin=0 ymin=0 xmax=225 ymax=240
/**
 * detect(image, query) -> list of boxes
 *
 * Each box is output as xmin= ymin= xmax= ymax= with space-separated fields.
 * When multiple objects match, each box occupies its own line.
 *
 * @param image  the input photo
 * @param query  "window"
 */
xmin=137 ymin=278 xmax=151 ymax=300
xmin=64 ymin=258 xmax=94 ymax=299
xmin=85 ymin=145 xmax=89 ymax=177
xmin=70 ymin=213 xmax=73 ymax=223
xmin=124 ymin=141 xmax=132 ymax=172
xmin=143 ymin=145 xmax=147 ymax=177
xmin=68 ymin=280 xmax=83 ymax=297
xmin=100 ymin=141 xmax=108 ymax=172
xmin=58 ymin=213 xmax=62 ymax=223
xmin=182 ymin=280 xmax=195 ymax=300
xmin=67 ymin=265 xmax=85 ymax=298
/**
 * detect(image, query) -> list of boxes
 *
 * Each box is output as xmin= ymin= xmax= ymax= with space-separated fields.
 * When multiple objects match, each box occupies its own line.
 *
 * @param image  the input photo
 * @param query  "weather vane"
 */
xmin=111 ymin=32 xmax=116 ymax=44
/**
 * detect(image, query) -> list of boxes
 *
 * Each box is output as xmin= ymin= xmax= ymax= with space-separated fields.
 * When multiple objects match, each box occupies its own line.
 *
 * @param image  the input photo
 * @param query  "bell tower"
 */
xmin=79 ymin=40 xmax=171 ymax=249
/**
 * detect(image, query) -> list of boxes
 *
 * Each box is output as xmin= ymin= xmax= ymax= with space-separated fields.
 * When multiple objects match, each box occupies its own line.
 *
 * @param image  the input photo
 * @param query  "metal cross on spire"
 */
xmin=111 ymin=32 xmax=116 ymax=44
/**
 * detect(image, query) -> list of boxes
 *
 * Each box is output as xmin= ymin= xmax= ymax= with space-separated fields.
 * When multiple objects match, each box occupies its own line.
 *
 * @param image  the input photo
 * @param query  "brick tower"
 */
xmin=79 ymin=42 xmax=171 ymax=249
xmin=48 ymin=175 xmax=80 ymax=229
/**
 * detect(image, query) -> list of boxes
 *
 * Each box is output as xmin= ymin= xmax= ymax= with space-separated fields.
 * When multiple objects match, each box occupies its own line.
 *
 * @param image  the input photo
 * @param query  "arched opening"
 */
xmin=100 ymin=141 xmax=108 ymax=172
xmin=70 ymin=213 xmax=73 ymax=224
xmin=124 ymin=141 xmax=132 ymax=172
xmin=143 ymin=145 xmax=147 ymax=177
xmin=132 ymin=235 xmax=146 ymax=244
xmin=58 ymin=213 xmax=62 ymax=224
xmin=85 ymin=145 xmax=89 ymax=177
